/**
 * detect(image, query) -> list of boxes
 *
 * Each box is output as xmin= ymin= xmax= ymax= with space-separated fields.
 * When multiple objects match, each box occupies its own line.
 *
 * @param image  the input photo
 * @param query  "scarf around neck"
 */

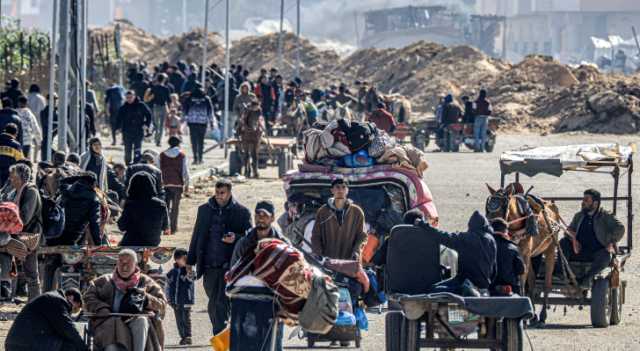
xmin=112 ymin=267 xmax=141 ymax=291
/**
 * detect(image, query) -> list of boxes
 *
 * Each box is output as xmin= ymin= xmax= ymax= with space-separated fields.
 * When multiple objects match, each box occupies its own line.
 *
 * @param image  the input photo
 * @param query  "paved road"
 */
xmin=1 ymin=132 xmax=638 ymax=351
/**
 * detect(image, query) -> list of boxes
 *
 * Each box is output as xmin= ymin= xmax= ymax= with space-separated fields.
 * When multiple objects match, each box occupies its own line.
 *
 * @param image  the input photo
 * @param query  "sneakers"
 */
xmin=179 ymin=337 xmax=192 ymax=345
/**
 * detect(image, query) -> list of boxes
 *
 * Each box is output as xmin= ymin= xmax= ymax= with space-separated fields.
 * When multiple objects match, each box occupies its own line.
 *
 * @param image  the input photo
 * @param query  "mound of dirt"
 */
xmin=230 ymin=32 xmax=341 ymax=86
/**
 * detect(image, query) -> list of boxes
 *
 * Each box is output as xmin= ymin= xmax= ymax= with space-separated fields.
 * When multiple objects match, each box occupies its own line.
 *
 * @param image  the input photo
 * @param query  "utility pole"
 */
xmin=80 ymin=0 xmax=88 ymax=153
xmin=46 ymin=0 xmax=59 ymax=161
xmin=182 ymin=0 xmax=187 ymax=33
xmin=295 ymin=0 xmax=300 ymax=78
xmin=201 ymin=0 xmax=210 ymax=87
xmin=223 ymin=0 xmax=230 ymax=157
xmin=57 ymin=0 xmax=70 ymax=153
xmin=278 ymin=0 xmax=284 ymax=70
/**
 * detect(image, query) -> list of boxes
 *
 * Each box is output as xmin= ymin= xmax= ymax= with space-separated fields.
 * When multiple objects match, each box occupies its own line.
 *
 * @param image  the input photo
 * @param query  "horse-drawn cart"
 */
xmin=499 ymin=143 xmax=635 ymax=327
xmin=227 ymin=137 xmax=297 ymax=178
xmin=394 ymin=116 xmax=498 ymax=152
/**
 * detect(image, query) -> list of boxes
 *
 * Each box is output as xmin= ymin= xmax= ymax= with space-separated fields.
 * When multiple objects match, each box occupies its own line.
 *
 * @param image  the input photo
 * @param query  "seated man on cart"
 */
xmin=559 ymin=189 xmax=625 ymax=289
xmin=84 ymin=249 xmax=167 ymax=351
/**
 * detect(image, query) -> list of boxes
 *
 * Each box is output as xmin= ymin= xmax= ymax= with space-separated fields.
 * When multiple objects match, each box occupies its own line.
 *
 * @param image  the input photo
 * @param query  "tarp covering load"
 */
xmin=500 ymin=143 xmax=635 ymax=177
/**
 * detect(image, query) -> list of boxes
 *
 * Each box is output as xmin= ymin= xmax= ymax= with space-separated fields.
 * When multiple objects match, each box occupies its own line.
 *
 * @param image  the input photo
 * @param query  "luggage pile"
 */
xmin=303 ymin=118 xmax=429 ymax=176
xmin=226 ymin=238 xmax=340 ymax=333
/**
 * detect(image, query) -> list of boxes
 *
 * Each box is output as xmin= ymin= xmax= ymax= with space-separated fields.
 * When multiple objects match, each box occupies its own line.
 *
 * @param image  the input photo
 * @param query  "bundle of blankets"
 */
xmin=304 ymin=119 xmax=429 ymax=177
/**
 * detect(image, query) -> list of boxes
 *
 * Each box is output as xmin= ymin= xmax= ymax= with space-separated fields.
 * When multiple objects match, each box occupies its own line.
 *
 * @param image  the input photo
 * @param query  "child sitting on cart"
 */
xmin=489 ymin=219 xmax=525 ymax=296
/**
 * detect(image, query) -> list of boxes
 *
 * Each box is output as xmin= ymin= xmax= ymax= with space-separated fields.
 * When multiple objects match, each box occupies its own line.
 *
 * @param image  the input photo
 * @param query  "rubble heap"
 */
xmin=230 ymin=32 xmax=341 ymax=86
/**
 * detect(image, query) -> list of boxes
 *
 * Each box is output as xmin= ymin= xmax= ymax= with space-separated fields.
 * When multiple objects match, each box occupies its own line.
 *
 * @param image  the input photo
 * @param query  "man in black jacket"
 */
xmin=416 ymin=210 xmax=497 ymax=295
xmin=5 ymin=288 xmax=88 ymax=351
xmin=187 ymin=179 xmax=252 ymax=336
xmin=116 ymin=91 xmax=152 ymax=165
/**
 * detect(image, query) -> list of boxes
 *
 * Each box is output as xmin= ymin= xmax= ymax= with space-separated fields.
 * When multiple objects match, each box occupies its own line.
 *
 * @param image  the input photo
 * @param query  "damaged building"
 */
xmin=360 ymin=5 xmax=506 ymax=58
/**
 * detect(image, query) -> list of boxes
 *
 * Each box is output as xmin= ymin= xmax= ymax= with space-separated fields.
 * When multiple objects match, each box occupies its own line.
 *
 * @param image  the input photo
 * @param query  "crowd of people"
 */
xmin=0 ymin=57 xmax=625 ymax=351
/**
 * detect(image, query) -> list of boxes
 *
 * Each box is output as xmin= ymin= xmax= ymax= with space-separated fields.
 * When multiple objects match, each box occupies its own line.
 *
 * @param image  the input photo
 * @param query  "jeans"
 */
xmin=474 ymin=115 xmax=489 ymax=152
xmin=203 ymin=267 xmax=230 ymax=335
xmin=188 ymin=123 xmax=207 ymax=163
xmin=172 ymin=305 xmax=192 ymax=339
xmin=0 ymin=253 xmax=11 ymax=280
xmin=152 ymin=105 xmax=167 ymax=145
xmin=559 ymin=237 xmax=612 ymax=283
xmin=123 ymin=136 xmax=143 ymax=165
xmin=128 ymin=316 xmax=149 ymax=351
xmin=165 ymin=187 xmax=183 ymax=233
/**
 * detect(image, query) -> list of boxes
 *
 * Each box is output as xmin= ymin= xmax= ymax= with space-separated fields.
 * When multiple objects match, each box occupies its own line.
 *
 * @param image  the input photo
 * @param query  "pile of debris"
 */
xmin=230 ymin=32 xmax=341 ymax=86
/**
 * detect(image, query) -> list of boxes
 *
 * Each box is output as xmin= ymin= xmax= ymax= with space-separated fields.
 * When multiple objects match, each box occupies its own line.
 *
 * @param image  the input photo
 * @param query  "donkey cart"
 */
xmin=499 ymin=143 xmax=634 ymax=327
xmin=227 ymin=137 xmax=297 ymax=178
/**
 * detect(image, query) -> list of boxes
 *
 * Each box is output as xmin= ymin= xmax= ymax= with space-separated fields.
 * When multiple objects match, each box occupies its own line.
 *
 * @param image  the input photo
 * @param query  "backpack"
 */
xmin=338 ymin=119 xmax=376 ymax=152
xmin=41 ymin=194 xmax=65 ymax=239
xmin=0 ymin=202 xmax=23 ymax=234
xmin=299 ymin=273 xmax=340 ymax=334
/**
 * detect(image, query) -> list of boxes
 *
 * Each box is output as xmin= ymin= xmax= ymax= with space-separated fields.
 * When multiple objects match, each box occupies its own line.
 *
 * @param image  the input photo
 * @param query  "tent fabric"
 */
xmin=500 ymin=144 xmax=634 ymax=177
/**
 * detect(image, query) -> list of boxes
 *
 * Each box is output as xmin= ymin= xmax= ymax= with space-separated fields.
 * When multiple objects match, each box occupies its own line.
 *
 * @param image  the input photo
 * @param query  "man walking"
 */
xmin=187 ymin=179 xmax=252 ymax=336
xmin=311 ymin=178 xmax=367 ymax=261
xmin=105 ymin=82 xmax=126 ymax=145
xmin=159 ymin=136 xmax=189 ymax=234
xmin=474 ymin=89 xmax=492 ymax=152
xmin=116 ymin=91 xmax=152 ymax=165
xmin=146 ymin=73 xmax=172 ymax=146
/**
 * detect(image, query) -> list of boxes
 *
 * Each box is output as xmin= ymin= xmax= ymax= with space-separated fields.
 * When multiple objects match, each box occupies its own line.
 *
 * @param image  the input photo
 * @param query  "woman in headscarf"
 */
xmin=118 ymin=171 xmax=169 ymax=246
xmin=80 ymin=137 xmax=108 ymax=192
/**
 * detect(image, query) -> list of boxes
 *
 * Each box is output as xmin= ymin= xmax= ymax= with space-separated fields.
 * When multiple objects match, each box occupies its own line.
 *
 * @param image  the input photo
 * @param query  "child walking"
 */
xmin=166 ymin=248 xmax=195 ymax=345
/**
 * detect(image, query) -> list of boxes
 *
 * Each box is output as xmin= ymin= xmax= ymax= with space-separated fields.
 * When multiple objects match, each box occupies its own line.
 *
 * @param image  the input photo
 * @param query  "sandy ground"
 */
xmin=0 ymin=132 xmax=638 ymax=350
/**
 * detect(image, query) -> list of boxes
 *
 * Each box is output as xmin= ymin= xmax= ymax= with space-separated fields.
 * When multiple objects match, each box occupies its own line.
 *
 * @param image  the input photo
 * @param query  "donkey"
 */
xmin=486 ymin=183 xmax=562 ymax=324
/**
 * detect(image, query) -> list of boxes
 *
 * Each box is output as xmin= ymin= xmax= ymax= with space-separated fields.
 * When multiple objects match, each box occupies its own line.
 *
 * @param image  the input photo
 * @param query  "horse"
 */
xmin=485 ymin=183 xmax=563 ymax=324
xmin=281 ymin=100 xmax=307 ymax=138
xmin=324 ymin=101 xmax=355 ymax=123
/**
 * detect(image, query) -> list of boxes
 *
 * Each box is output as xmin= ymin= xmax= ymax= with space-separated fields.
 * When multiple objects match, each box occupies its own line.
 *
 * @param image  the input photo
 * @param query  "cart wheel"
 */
xmin=401 ymin=319 xmax=419 ymax=351
xmin=229 ymin=150 xmax=242 ymax=176
xmin=484 ymin=133 xmax=496 ymax=153
xmin=610 ymin=287 xmax=622 ymax=325
xmin=503 ymin=319 xmax=523 ymax=351
xmin=591 ymin=278 xmax=611 ymax=328
xmin=411 ymin=131 xmax=428 ymax=151
xmin=277 ymin=150 xmax=289 ymax=178
xmin=385 ymin=311 xmax=403 ymax=351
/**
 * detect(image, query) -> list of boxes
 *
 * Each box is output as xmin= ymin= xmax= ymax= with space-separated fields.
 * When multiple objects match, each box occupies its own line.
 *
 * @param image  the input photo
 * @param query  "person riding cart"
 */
xmin=559 ymin=189 xmax=625 ymax=289
xmin=237 ymin=100 xmax=264 ymax=178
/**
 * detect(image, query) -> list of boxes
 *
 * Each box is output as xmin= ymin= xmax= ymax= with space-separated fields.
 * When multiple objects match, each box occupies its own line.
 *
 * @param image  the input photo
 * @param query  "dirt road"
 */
xmin=1 ymin=133 xmax=637 ymax=350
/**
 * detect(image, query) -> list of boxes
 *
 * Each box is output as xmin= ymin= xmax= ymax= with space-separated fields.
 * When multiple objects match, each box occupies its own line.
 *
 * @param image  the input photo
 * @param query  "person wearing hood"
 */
xmin=47 ymin=171 xmax=102 ymax=246
xmin=183 ymin=88 xmax=213 ymax=165
xmin=118 ymin=171 xmax=170 ymax=246
xmin=311 ymin=178 xmax=367 ymax=261
xmin=186 ymin=179 xmax=251 ymax=336
xmin=232 ymin=82 xmax=257 ymax=129
xmin=80 ymin=137 xmax=109 ymax=192
xmin=415 ymin=210 xmax=497 ymax=294
xmin=116 ymin=91 xmax=152 ymax=165
xmin=159 ymin=136 xmax=190 ymax=234
xmin=254 ymin=75 xmax=276 ymax=133
xmin=489 ymin=218 xmax=525 ymax=296
xmin=1 ymin=78 xmax=23 ymax=108
xmin=0 ymin=123 xmax=24 ymax=186
xmin=0 ymin=98 xmax=23 ymax=144
xmin=125 ymin=150 xmax=164 ymax=198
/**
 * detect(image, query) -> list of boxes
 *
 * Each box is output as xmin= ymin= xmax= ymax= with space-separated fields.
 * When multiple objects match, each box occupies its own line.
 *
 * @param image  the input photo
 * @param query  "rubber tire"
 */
xmin=610 ymin=287 xmax=622 ymax=326
xmin=484 ymin=133 xmax=496 ymax=153
xmin=229 ymin=150 xmax=242 ymax=176
xmin=306 ymin=335 xmax=315 ymax=348
xmin=401 ymin=319 xmax=419 ymax=351
xmin=277 ymin=150 xmax=289 ymax=178
xmin=385 ymin=311 xmax=403 ymax=351
xmin=591 ymin=278 xmax=611 ymax=328
xmin=503 ymin=319 xmax=523 ymax=351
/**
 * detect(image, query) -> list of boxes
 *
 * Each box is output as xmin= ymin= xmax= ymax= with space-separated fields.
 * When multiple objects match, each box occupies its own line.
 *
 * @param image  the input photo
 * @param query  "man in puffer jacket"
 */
xmin=116 ymin=91 xmax=152 ymax=165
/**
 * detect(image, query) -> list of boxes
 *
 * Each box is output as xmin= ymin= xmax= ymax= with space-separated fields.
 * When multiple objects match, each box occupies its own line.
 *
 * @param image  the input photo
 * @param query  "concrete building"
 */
xmin=477 ymin=0 xmax=640 ymax=63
